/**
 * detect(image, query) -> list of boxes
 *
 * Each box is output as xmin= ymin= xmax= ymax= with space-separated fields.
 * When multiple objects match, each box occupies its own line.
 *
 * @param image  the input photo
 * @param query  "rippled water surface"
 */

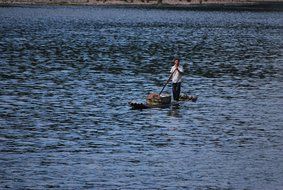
xmin=1 ymin=6 xmax=283 ymax=189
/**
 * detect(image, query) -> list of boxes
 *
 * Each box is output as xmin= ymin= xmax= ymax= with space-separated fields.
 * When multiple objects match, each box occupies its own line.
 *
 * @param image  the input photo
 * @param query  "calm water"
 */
xmin=0 ymin=5 xmax=283 ymax=189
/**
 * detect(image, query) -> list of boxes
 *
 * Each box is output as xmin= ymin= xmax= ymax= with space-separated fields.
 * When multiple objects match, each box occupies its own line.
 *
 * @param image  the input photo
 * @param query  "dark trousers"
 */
xmin=172 ymin=82 xmax=181 ymax=101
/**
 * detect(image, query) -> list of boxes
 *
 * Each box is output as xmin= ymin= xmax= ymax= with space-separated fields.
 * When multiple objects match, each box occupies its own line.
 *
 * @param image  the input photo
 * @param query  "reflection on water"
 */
xmin=0 ymin=6 xmax=283 ymax=189
xmin=168 ymin=103 xmax=181 ymax=118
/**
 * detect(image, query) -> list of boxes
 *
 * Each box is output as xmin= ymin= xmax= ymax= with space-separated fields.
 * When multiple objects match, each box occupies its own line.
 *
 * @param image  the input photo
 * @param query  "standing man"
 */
xmin=170 ymin=58 xmax=183 ymax=101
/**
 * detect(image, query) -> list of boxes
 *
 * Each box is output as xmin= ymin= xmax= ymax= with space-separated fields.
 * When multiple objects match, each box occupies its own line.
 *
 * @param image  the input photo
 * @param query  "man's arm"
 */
xmin=176 ymin=66 xmax=184 ymax=74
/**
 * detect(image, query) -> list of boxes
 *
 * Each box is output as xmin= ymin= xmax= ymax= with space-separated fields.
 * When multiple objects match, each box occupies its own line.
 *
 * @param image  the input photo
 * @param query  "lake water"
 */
xmin=0 ymin=5 xmax=282 ymax=189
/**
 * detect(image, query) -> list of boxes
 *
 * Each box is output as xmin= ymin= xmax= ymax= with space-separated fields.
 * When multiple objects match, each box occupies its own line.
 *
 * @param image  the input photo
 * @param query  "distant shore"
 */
xmin=0 ymin=1 xmax=283 ymax=11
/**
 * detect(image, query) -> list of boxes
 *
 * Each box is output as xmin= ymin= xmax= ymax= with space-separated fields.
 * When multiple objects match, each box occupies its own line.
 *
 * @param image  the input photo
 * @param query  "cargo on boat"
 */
xmin=146 ymin=93 xmax=171 ymax=106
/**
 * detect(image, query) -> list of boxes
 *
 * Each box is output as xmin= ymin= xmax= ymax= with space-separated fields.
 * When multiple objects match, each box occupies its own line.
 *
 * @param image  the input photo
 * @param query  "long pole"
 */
xmin=159 ymin=69 xmax=176 ymax=95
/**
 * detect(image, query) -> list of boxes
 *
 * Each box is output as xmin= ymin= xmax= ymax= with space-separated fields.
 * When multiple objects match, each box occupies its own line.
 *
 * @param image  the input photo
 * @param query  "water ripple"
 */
xmin=0 ymin=6 xmax=283 ymax=189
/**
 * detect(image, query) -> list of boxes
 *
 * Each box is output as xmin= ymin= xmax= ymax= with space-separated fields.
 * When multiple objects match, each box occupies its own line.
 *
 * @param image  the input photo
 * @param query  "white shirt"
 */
xmin=170 ymin=65 xmax=183 ymax=83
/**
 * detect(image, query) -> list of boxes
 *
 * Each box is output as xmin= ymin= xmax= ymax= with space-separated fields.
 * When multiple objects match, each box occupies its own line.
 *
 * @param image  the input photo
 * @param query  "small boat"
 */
xmin=129 ymin=93 xmax=197 ymax=110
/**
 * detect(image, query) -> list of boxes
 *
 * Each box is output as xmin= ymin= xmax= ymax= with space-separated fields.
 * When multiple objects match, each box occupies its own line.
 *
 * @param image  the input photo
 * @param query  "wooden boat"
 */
xmin=129 ymin=93 xmax=197 ymax=110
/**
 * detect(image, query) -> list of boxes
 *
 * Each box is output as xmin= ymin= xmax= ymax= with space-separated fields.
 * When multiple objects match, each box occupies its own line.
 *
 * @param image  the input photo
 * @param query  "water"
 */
xmin=0 ymin=5 xmax=283 ymax=189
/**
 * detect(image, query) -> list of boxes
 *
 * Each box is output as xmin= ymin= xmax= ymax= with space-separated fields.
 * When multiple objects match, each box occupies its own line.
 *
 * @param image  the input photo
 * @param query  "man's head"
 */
xmin=174 ymin=58 xmax=180 ymax=66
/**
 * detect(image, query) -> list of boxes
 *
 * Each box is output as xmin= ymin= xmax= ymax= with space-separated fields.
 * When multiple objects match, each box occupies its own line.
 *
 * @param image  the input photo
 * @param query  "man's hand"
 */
xmin=175 ymin=63 xmax=183 ymax=74
xmin=175 ymin=63 xmax=180 ymax=72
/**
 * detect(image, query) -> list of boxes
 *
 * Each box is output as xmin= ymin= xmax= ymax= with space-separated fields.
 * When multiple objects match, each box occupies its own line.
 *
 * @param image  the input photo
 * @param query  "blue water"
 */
xmin=0 ymin=5 xmax=283 ymax=189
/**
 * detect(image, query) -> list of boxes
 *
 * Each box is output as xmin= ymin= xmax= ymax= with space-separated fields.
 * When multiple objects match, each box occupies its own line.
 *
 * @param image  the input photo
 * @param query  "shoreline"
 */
xmin=0 ymin=1 xmax=283 ymax=11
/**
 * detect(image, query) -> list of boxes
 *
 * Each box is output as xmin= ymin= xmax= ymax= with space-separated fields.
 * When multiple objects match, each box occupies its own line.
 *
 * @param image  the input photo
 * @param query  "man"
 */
xmin=170 ymin=58 xmax=183 ymax=101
